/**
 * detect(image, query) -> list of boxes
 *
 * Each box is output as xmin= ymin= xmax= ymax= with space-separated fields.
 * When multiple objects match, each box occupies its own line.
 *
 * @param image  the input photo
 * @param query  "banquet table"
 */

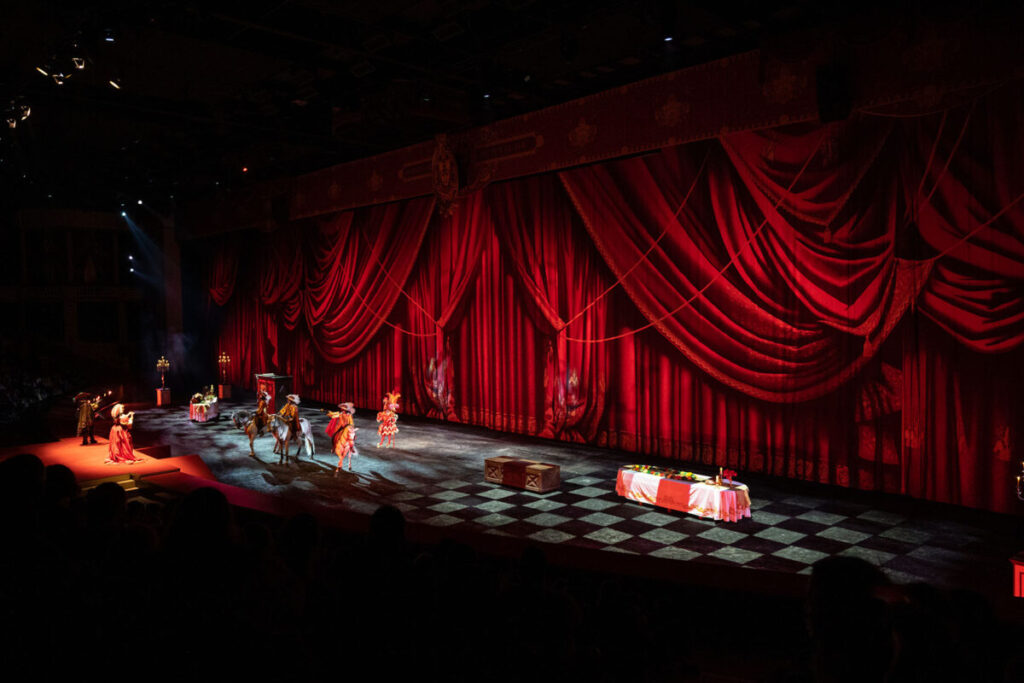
xmin=189 ymin=400 xmax=219 ymax=422
xmin=615 ymin=468 xmax=752 ymax=522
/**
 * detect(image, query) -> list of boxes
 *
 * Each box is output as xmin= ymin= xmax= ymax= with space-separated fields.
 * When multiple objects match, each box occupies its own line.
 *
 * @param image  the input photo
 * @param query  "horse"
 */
xmin=269 ymin=414 xmax=315 ymax=465
xmin=231 ymin=409 xmax=262 ymax=457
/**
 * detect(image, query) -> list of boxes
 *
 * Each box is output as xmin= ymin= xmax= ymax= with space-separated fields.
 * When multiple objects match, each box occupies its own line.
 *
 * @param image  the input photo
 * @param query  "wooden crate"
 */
xmin=485 ymin=456 xmax=560 ymax=493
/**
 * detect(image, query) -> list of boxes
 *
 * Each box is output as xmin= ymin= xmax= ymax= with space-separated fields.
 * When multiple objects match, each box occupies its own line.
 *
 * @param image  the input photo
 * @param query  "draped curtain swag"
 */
xmin=205 ymin=81 xmax=1024 ymax=513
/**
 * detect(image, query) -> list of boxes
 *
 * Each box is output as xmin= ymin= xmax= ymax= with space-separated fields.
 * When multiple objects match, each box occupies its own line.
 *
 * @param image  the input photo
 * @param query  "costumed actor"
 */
xmin=255 ymin=390 xmax=270 ymax=436
xmin=75 ymin=393 xmax=100 ymax=446
xmin=323 ymin=402 xmax=358 ymax=473
xmin=105 ymin=403 xmax=142 ymax=464
xmin=376 ymin=391 xmax=400 ymax=448
xmin=278 ymin=394 xmax=301 ymax=448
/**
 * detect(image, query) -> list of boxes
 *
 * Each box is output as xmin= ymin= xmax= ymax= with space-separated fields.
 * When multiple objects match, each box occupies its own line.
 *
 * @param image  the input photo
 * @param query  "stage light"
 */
xmin=664 ymin=35 xmax=673 ymax=42
xmin=36 ymin=66 xmax=49 ymax=76
xmin=241 ymin=166 xmax=248 ymax=173
xmin=137 ymin=199 xmax=142 ymax=205
xmin=483 ymin=92 xmax=491 ymax=99
xmin=52 ymin=72 xmax=69 ymax=85
xmin=128 ymin=255 xmax=133 ymax=260
xmin=104 ymin=29 xmax=115 ymax=43
xmin=121 ymin=211 xmax=126 ymax=217
xmin=19 ymin=105 xmax=30 ymax=121
xmin=72 ymin=57 xmax=86 ymax=70
xmin=109 ymin=79 xmax=121 ymax=89
xmin=129 ymin=267 xmax=134 ymax=273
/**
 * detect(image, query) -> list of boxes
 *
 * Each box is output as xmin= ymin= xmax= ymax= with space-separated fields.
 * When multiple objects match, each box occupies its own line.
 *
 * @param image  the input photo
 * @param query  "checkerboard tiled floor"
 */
xmin=133 ymin=402 xmax=1021 ymax=592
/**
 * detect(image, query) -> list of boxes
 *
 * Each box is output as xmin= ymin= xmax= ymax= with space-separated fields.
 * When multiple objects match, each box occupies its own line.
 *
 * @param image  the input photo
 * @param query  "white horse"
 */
xmin=269 ymin=414 xmax=315 ymax=464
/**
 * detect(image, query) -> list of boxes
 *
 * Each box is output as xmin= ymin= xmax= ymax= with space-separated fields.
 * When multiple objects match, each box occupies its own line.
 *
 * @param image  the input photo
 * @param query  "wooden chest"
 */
xmin=484 ymin=456 xmax=560 ymax=493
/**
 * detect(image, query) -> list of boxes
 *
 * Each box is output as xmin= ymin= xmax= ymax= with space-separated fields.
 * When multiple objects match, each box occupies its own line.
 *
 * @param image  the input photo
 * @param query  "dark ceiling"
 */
xmin=0 ymin=0 xmax=1000 ymax=213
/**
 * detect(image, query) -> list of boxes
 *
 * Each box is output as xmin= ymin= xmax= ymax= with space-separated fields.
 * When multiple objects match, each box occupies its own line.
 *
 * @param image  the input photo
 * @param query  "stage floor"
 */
xmin=129 ymin=401 xmax=1020 ymax=596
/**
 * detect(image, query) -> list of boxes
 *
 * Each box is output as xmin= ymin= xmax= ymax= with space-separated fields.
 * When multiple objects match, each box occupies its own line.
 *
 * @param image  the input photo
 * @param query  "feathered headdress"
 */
xmin=383 ymin=391 xmax=401 ymax=409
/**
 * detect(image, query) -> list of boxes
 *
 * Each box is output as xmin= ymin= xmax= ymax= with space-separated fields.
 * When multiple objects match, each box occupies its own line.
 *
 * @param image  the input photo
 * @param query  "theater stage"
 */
xmin=111 ymin=399 xmax=1020 ymax=601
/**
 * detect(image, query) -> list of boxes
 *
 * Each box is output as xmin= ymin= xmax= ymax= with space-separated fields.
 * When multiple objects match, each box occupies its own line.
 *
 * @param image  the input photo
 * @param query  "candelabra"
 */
xmin=156 ymin=356 xmax=170 ymax=389
xmin=218 ymin=351 xmax=231 ymax=384
xmin=1016 ymin=461 xmax=1024 ymax=502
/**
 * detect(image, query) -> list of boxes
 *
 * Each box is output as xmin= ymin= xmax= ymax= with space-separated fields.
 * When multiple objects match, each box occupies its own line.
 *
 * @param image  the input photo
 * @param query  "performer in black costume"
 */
xmin=75 ymin=393 xmax=100 ymax=446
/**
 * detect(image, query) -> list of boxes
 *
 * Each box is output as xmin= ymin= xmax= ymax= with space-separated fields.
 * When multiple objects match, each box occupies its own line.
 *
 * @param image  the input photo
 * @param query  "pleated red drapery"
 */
xmin=907 ymin=88 xmax=1024 ymax=351
xmin=559 ymin=138 xmax=925 ymax=402
xmin=488 ymin=174 xmax=610 ymax=442
xmin=302 ymin=198 xmax=434 ymax=364
xmin=403 ymin=192 xmax=490 ymax=419
xmin=205 ymin=81 xmax=1024 ymax=514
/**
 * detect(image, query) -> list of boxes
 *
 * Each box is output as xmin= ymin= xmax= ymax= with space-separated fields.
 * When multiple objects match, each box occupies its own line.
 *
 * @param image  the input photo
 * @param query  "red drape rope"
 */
xmin=919 ymin=100 xmax=975 ymax=208
xmin=345 ymin=274 xmax=438 ymax=338
xmin=558 ymin=148 xmax=710 ymax=332
xmin=564 ymin=129 xmax=828 ymax=344
xmin=915 ymin=187 xmax=1024 ymax=266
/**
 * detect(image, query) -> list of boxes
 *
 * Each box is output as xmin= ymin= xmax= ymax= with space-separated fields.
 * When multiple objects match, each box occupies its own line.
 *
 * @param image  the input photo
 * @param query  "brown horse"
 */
xmin=231 ymin=409 xmax=262 ymax=457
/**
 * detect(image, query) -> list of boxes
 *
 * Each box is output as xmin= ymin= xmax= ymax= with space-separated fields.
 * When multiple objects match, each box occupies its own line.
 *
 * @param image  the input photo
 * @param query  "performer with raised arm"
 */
xmin=376 ymin=391 xmax=400 ymax=448
xmin=323 ymin=402 xmax=358 ymax=473
xmin=105 ymin=403 xmax=142 ymax=464
xmin=278 ymin=394 xmax=301 ymax=448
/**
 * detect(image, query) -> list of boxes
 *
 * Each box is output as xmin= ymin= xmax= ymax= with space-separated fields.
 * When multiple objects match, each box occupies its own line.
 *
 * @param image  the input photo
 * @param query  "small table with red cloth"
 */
xmin=615 ymin=467 xmax=752 ymax=522
xmin=188 ymin=400 xmax=219 ymax=422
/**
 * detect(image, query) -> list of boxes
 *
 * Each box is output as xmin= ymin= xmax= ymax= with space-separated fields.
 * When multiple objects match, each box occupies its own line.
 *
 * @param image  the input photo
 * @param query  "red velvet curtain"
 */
xmin=204 ymin=80 xmax=1024 ymax=514
xmin=488 ymin=174 xmax=610 ymax=442
xmin=302 ymin=198 xmax=433 ymax=363
xmin=402 ymin=193 xmax=490 ymax=419
xmin=559 ymin=137 xmax=924 ymax=402
xmin=205 ymin=236 xmax=239 ymax=306
xmin=907 ymin=88 xmax=1024 ymax=350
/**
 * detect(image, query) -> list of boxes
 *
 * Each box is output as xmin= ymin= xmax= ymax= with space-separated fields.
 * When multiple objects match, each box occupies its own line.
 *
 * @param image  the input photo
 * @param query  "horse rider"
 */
xmin=278 ymin=394 xmax=301 ymax=445
xmin=255 ymin=390 xmax=271 ymax=435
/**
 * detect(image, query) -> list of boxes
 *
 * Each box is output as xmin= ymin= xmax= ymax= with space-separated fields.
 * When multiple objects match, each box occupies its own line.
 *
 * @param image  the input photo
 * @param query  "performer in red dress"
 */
xmin=324 ymin=402 xmax=358 ymax=473
xmin=105 ymin=403 xmax=142 ymax=464
xmin=376 ymin=391 xmax=400 ymax=448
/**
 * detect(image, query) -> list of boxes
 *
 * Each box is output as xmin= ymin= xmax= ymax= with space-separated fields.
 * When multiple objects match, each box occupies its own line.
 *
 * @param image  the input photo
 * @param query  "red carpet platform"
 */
xmin=0 ymin=437 xmax=214 ymax=485
xmin=1 ymin=436 xmax=295 ymax=522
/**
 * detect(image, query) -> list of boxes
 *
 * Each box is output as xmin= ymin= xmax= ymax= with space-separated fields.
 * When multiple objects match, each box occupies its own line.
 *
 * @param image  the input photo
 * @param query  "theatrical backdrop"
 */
xmin=196 ymin=48 xmax=1024 ymax=517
